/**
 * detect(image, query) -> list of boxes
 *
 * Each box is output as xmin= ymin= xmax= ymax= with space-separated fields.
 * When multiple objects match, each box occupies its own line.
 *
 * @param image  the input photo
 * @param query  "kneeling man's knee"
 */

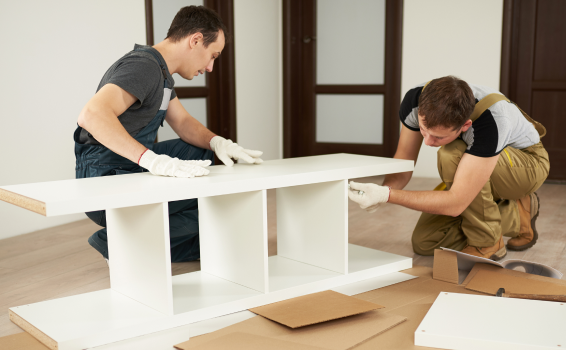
xmin=411 ymin=232 xmax=436 ymax=256
xmin=437 ymin=139 xmax=467 ymax=181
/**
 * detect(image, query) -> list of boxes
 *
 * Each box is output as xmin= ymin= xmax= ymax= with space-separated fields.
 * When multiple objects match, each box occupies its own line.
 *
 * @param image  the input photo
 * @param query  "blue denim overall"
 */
xmin=73 ymin=46 xmax=213 ymax=262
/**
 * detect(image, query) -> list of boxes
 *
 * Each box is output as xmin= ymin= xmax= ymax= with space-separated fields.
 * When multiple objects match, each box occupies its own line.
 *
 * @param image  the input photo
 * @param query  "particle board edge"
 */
xmin=9 ymin=309 xmax=58 ymax=350
xmin=0 ymin=188 xmax=46 ymax=216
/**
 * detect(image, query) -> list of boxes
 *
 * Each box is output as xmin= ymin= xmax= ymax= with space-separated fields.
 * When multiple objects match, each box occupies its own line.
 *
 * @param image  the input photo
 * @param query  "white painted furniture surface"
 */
xmin=3 ymin=154 xmax=414 ymax=350
xmin=416 ymin=292 xmax=566 ymax=350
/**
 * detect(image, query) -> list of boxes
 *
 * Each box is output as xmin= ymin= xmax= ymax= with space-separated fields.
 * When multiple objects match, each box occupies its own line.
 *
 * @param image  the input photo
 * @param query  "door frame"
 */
xmin=282 ymin=0 xmax=403 ymax=158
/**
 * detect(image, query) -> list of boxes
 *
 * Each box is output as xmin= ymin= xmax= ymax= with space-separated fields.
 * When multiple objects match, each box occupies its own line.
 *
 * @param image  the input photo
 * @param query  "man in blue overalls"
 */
xmin=73 ymin=6 xmax=263 ymax=262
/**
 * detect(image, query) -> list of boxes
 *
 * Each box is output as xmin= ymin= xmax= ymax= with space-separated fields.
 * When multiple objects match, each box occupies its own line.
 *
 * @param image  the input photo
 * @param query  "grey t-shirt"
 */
xmin=399 ymin=82 xmax=540 ymax=157
xmin=79 ymin=44 xmax=177 ymax=144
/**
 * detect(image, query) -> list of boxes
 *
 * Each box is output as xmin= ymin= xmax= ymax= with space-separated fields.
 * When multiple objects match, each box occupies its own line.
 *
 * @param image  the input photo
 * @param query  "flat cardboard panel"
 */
xmin=179 ymin=332 xmax=328 ymax=350
xmin=176 ymin=310 xmax=406 ymax=350
xmin=465 ymin=269 xmax=566 ymax=295
xmin=461 ymin=263 xmax=502 ymax=286
xmin=0 ymin=332 xmax=49 ymax=350
xmin=249 ymin=290 xmax=383 ymax=328
xmin=432 ymin=249 xmax=459 ymax=284
xmin=463 ymin=262 xmax=566 ymax=287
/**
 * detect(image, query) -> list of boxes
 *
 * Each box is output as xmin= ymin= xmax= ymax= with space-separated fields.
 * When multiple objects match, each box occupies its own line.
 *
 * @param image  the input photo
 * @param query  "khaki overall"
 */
xmin=411 ymin=93 xmax=550 ymax=256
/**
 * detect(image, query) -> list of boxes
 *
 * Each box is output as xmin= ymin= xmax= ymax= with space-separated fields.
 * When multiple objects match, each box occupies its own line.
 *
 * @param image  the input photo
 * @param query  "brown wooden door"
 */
xmin=283 ymin=0 xmax=403 ymax=158
xmin=501 ymin=0 xmax=566 ymax=181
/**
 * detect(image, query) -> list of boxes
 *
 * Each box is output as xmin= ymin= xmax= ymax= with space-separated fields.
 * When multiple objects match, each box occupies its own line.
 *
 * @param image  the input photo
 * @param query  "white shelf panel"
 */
xmin=0 ymin=154 xmax=414 ymax=216
xmin=416 ymin=292 xmax=566 ymax=350
xmin=172 ymin=271 xmax=263 ymax=315
xmin=10 ymin=289 xmax=167 ymax=350
xmin=349 ymin=244 xmax=412 ymax=274
xmin=269 ymin=255 xmax=342 ymax=292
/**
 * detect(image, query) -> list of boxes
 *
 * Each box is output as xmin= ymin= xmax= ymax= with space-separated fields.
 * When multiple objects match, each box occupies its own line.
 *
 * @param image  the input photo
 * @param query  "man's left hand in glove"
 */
xmin=210 ymin=136 xmax=263 ymax=166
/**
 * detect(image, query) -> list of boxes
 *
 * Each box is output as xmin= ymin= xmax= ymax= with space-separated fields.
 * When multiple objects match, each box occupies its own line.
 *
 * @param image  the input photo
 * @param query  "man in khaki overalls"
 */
xmin=348 ymin=76 xmax=549 ymax=260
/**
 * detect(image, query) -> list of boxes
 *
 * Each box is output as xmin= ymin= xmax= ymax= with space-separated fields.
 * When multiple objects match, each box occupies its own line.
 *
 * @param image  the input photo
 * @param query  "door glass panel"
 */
xmin=153 ymin=0 xmax=205 ymax=87
xmin=316 ymin=94 xmax=383 ymax=144
xmin=316 ymin=0 xmax=385 ymax=85
xmin=158 ymin=98 xmax=207 ymax=142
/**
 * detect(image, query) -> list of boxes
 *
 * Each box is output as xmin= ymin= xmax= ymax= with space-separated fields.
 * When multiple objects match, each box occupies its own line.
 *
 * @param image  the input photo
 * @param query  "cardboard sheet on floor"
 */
xmin=415 ymin=292 xmax=566 ymax=350
xmin=465 ymin=268 xmax=566 ymax=295
xmin=183 ymin=332 xmax=328 ymax=350
xmin=248 ymin=290 xmax=384 ymax=328
xmin=0 ymin=332 xmax=49 ymax=350
xmin=440 ymin=247 xmax=562 ymax=278
xmin=174 ymin=310 xmax=406 ymax=350
xmin=462 ymin=262 xmax=566 ymax=287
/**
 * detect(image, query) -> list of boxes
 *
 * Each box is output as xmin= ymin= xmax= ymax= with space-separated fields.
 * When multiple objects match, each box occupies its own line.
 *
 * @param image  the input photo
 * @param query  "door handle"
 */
xmin=303 ymin=36 xmax=316 ymax=43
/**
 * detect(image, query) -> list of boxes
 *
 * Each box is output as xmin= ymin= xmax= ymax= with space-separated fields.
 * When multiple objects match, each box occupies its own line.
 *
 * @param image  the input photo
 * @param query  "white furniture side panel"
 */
xmin=107 ymin=203 xmax=173 ymax=315
xmin=415 ymin=292 xmax=566 ymax=350
xmin=277 ymin=180 xmax=348 ymax=274
xmin=199 ymin=190 xmax=268 ymax=293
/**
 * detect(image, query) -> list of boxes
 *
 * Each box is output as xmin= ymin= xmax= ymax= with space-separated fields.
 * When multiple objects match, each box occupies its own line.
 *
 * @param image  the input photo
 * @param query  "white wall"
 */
xmin=0 ymin=1 xmax=146 ymax=240
xmin=0 ymin=1 xmax=504 ymax=239
xmin=234 ymin=0 xmax=282 ymax=161
xmin=402 ymin=0 xmax=504 ymax=178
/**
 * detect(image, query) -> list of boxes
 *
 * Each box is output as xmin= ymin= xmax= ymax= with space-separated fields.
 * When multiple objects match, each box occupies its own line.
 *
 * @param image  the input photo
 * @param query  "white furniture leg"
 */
xmin=199 ymin=190 xmax=269 ymax=293
xmin=106 ymin=202 xmax=173 ymax=315
xmin=276 ymin=180 xmax=348 ymax=274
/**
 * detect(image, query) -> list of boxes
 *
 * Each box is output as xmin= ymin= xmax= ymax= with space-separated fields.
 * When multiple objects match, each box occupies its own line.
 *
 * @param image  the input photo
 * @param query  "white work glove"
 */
xmin=139 ymin=149 xmax=211 ymax=178
xmin=210 ymin=136 xmax=263 ymax=167
xmin=348 ymin=181 xmax=391 ymax=213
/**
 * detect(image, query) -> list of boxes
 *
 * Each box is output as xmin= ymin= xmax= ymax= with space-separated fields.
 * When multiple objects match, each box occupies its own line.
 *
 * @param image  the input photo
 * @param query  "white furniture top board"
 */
xmin=0 ymin=154 xmax=413 ymax=216
xmin=416 ymin=292 xmax=566 ymax=350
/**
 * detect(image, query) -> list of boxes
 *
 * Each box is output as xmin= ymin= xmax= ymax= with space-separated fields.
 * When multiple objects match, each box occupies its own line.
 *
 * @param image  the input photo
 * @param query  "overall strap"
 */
xmin=469 ymin=93 xmax=509 ymax=123
xmin=135 ymin=47 xmax=170 ymax=89
xmin=470 ymin=93 xmax=546 ymax=137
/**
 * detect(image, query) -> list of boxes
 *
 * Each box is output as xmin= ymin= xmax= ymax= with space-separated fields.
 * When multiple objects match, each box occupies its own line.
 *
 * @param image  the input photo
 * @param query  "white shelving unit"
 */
xmin=1 ymin=154 xmax=414 ymax=350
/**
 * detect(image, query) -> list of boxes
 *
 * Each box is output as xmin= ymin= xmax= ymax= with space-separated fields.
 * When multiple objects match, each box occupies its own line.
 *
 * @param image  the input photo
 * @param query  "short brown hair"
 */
xmin=166 ymin=6 xmax=228 ymax=47
xmin=418 ymin=76 xmax=475 ymax=130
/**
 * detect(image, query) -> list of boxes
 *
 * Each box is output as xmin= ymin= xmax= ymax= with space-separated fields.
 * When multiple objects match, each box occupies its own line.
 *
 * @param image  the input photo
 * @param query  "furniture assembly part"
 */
xmin=415 ymin=292 xmax=566 ymax=350
xmin=277 ymin=179 xmax=348 ymax=274
xmin=1 ymin=154 xmax=415 ymax=350
xmin=0 ymin=154 xmax=414 ymax=216
xmin=199 ymin=190 xmax=269 ymax=294
xmin=106 ymin=202 xmax=174 ymax=316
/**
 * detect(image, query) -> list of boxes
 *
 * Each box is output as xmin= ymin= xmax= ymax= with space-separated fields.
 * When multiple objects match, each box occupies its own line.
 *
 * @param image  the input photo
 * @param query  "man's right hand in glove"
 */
xmin=138 ymin=149 xmax=211 ymax=178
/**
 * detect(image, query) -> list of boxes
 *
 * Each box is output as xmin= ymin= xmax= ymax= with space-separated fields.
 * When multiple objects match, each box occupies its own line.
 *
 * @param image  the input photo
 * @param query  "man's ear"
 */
xmin=189 ymin=32 xmax=204 ymax=48
xmin=460 ymin=119 xmax=473 ymax=132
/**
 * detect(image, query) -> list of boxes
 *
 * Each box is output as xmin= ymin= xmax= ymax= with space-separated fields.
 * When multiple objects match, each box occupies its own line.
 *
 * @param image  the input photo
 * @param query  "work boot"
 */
xmin=461 ymin=236 xmax=507 ymax=261
xmin=507 ymin=192 xmax=540 ymax=251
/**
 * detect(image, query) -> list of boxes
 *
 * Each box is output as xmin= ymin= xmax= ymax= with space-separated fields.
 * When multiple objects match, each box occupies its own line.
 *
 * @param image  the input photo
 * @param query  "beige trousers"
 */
xmin=412 ymin=140 xmax=550 ymax=255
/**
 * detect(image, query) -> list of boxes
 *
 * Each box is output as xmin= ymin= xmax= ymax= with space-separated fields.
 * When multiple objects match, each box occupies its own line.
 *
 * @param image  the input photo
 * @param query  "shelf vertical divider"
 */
xmin=107 ymin=202 xmax=174 ymax=315
xmin=276 ymin=179 xmax=348 ymax=274
xmin=199 ymin=190 xmax=269 ymax=293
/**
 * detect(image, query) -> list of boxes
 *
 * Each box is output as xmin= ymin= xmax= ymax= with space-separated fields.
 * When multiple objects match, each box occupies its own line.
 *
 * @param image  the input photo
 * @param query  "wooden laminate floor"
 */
xmin=0 ymin=176 xmax=565 ymax=338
